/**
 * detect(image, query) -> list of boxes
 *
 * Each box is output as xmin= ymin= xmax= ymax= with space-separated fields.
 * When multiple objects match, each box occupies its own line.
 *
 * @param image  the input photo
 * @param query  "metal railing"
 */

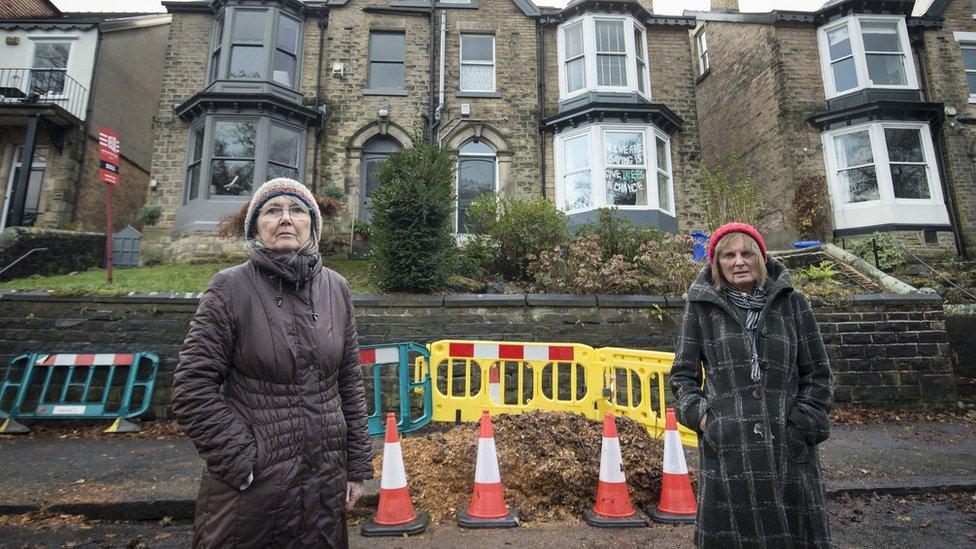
xmin=0 ymin=67 xmax=89 ymax=121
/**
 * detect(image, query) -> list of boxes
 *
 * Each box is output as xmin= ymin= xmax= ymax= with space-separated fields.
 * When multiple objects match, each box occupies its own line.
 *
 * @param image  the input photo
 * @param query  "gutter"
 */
xmin=311 ymin=11 xmax=329 ymax=194
xmin=435 ymin=10 xmax=445 ymax=140
xmin=427 ymin=0 xmax=437 ymax=141
xmin=537 ymin=21 xmax=546 ymax=199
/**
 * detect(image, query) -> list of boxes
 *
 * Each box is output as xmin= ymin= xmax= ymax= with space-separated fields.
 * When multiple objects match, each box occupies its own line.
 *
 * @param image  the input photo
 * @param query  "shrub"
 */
xmin=353 ymin=220 xmax=373 ymax=240
xmin=631 ymin=233 xmax=700 ymax=295
xmin=455 ymin=237 xmax=495 ymax=280
xmin=137 ymin=203 xmax=163 ymax=228
xmin=792 ymin=260 xmax=840 ymax=283
xmin=575 ymin=208 xmax=664 ymax=261
xmin=467 ymin=194 xmax=569 ymax=282
xmin=369 ymin=140 xmax=456 ymax=292
xmin=788 ymin=176 xmax=830 ymax=240
xmin=848 ymin=232 xmax=906 ymax=271
xmin=697 ymin=164 xmax=765 ymax=230
xmin=141 ymin=246 xmax=167 ymax=267
xmin=320 ymin=185 xmax=344 ymax=200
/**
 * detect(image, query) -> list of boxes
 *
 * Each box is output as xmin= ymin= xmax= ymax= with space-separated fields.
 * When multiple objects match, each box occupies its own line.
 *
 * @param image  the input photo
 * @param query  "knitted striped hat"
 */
xmin=244 ymin=178 xmax=321 ymax=244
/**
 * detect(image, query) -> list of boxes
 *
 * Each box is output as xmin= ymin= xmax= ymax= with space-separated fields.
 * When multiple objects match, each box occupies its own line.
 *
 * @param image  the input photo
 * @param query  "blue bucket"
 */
xmin=691 ymin=231 xmax=709 ymax=262
xmin=793 ymin=240 xmax=822 ymax=249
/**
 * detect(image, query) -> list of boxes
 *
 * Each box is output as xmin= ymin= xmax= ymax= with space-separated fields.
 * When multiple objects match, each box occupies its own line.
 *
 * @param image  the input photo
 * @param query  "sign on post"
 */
xmin=99 ymin=127 xmax=120 ymax=283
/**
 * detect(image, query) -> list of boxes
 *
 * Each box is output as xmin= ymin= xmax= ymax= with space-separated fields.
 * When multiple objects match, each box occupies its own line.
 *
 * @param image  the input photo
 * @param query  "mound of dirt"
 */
xmin=375 ymin=411 xmax=681 ymax=522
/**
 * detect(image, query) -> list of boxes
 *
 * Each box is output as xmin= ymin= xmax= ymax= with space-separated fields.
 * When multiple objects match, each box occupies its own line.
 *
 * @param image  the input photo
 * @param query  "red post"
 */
xmin=105 ymin=184 xmax=113 ymax=284
xmin=98 ymin=127 xmax=120 ymax=284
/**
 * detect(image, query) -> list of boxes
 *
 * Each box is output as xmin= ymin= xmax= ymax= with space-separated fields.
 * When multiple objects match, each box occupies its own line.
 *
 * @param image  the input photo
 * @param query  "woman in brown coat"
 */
xmin=172 ymin=178 xmax=373 ymax=548
xmin=670 ymin=222 xmax=833 ymax=548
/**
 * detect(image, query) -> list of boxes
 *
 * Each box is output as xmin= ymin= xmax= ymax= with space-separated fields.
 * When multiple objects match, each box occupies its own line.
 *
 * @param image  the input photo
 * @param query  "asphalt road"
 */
xmin=1 ymin=491 xmax=973 ymax=548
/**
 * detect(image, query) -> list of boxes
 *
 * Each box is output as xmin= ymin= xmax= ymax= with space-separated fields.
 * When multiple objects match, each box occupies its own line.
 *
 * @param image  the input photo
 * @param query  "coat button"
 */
xmin=760 ymin=328 xmax=769 ymax=337
xmin=752 ymin=388 xmax=763 ymax=400
xmin=753 ymin=423 xmax=765 ymax=437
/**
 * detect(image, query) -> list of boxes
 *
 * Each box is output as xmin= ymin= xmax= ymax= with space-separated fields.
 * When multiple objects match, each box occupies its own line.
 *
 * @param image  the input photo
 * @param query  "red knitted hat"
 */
xmin=707 ymin=222 xmax=768 ymax=262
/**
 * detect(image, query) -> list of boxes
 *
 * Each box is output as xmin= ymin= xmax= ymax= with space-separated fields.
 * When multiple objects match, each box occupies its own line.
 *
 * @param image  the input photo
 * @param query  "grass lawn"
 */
xmin=0 ymin=257 xmax=375 ymax=295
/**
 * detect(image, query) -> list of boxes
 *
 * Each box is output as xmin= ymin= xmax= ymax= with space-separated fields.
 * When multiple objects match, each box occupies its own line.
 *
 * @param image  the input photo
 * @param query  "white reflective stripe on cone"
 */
xmin=599 ymin=437 xmax=626 ymax=483
xmin=93 ymin=353 xmax=116 ymax=365
xmin=663 ymin=430 xmax=689 ymax=474
xmin=375 ymin=347 xmax=399 ymax=364
xmin=523 ymin=346 xmax=548 ymax=361
xmin=380 ymin=442 xmax=408 ymax=489
xmin=474 ymin=437 xmax=501 ymax=484
xmin=54 ymin=354 xmax=77 ymax=366
xmin=473 ymin=343 xmax=499 ymax=359
xmin=489 ymin=383 xmax=501 ymax=403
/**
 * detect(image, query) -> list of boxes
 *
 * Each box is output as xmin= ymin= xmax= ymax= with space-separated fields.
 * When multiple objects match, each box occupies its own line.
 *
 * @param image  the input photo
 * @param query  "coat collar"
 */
xmin=687 ymin=256 xmax=794 ymax=310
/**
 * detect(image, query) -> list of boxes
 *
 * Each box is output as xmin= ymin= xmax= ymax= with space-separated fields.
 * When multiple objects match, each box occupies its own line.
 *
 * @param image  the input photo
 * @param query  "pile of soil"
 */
xmin=829 ymin=405 xmax=976 ymax=426
xmin=376 ymin=411 xmax=677 ymax=522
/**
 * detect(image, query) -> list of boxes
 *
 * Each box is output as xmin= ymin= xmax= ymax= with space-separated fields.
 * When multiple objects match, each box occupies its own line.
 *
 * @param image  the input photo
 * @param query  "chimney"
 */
xmin=710 ymin=0 xmax=740 ymax=11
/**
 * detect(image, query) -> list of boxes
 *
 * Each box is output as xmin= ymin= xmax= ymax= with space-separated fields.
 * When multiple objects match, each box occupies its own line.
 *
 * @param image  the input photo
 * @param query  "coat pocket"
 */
xmin=786 ymin=421 xmax=811 ymax=464
xmin=701 ymin=413 xmax=720 ymax=459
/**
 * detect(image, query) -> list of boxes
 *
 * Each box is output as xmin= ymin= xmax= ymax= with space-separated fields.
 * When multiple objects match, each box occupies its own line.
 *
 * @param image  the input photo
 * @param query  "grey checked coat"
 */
xmin=670 ymin=258 xmax=833 ymax=548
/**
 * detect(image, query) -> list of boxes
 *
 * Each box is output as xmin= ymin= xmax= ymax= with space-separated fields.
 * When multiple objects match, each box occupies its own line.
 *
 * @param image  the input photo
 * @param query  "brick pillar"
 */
xmin=710 ymin=0 xmax=739 ymax=11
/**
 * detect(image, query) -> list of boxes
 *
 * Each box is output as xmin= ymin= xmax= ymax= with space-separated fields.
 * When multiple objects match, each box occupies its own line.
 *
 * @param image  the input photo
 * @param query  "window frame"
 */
xmin=953 ymin=32 xmax=976 ymax=103
xmin=28 ymin=37 xmax=75 ymax=98
xmin=455 ymin=140 xmax=498 ymax=235
xmin=206 ymin=7 xmax=305 ymax=91
xmin=553 ymin=124 xmax=673 ymax=216
xmin=816 ymin=14 xmax=918 ymax=99
xmin=696 ymin=27 xmax=709 ymax=76
xmin=821 ymin=120 xmax=947 ymax=230
xmin=366 ymin=31 xmax=407 ymax=93
xmin=459 ymin=33 xmax=496 ymax=93
xmin=556 ymin=15 xmax=651 ymax=102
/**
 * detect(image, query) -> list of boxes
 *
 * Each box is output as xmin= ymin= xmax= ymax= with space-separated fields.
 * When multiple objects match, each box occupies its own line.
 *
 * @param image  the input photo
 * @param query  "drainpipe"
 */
xmin=311 ymin=10 xmax=329 ymax=195
xmin=427 ymin=0 xmax=438 ymax=141
xmin=914 ymin=31 xmax=967 ymax=257
xmin=537 ymin=21 xmax=547 ymax=199
xmin=70 ymin=23 xmax=103 ymax=225
xmin=435 ymin=10 xmax=446 ymax=141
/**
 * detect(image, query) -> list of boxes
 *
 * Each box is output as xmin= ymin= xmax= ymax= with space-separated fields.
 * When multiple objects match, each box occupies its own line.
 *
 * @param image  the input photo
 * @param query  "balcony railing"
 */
xmin=0 ymin=67 xmax=89 ymax=121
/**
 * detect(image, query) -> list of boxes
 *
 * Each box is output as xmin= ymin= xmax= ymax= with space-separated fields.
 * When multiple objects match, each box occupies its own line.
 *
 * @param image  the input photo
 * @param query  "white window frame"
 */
xmin=459 ymin=34 xmax=495 ymax=93
xmin=821 ymin=121 xmax=949 ymax=231
xmin=953 ymin=32 xmax=976 ymax=103
xmin=553 ymin=124 xmax=674 ymax=216
xmin=27 ymin=37 xmax=76 ymax=99
xmin=816 ymin=15 xmax=918 ymax=99
xmin=455 ymin=141 xmax=499 ymax=235
xmin=556 ymin=15 xmax=651 ymax=102
xmin=696 ymin=27 xmax=709 ymax=75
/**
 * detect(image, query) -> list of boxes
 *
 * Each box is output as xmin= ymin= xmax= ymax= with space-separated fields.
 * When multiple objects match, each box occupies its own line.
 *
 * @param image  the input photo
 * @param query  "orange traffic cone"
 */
xmin=458 ymin=410 xmax=519 ymax=528
xmin=488 ymin=364 xmax=501 ymax=404
xmin=649 ymin=408 xmax=697 ymax=523
xmin=583 ymin=412 xmax=650 ymax=527
xmin=361 ymin=413 xmax=430 ymax=537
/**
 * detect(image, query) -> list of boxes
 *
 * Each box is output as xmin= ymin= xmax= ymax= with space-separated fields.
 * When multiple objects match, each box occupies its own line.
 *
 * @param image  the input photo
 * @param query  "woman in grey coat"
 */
xmin=172 ymin=178 xmax=373 ymax=548
xmin=670 ymin=222 xmax=833 ymax=548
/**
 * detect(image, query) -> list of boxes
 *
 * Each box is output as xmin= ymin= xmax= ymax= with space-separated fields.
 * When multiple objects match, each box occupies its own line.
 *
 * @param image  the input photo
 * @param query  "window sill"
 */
xmin=695 ymin=68 xmax=710 ymax=85
xmin=969 ymin=96 xmax=976 ymax=104
xmin=363 ymin=89 xmax=408 ymax=96
xmin=456 ymin=91 xmax=501 ymax=98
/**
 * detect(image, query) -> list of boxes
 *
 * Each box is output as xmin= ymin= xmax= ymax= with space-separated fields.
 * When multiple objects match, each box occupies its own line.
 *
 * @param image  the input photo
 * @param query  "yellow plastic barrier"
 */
xmin=425 ymin=339 xmax=698 ymax=448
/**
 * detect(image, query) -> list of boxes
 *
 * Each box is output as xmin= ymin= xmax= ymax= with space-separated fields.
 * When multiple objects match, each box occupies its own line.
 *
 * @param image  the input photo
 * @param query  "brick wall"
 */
xmin=72 ymin=137 xmax=150 ymax=232
xmin=0 ymin=292 xmax=959 ymax=419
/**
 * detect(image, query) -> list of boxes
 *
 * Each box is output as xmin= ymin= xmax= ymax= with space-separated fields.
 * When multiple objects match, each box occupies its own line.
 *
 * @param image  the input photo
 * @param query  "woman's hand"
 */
xmin=699 ymin=413 xmax=708 ymax=432
xmin=346 ymin=480 xmax=364 ymax=509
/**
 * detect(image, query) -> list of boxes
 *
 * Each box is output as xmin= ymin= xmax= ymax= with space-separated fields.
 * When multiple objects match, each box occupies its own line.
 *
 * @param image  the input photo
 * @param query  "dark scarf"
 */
xmin=724 ymin=285 xmax=767 ymax=381
xmin=248 ymin=248 xmax=322 ymax=321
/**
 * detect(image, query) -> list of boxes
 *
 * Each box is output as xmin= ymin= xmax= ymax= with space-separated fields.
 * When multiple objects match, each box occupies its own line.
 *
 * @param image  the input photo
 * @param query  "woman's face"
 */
xmin=255 ymin=197 xmax=311 ymax=252
xmin=719 ymin=235 xmax=759 ymax=292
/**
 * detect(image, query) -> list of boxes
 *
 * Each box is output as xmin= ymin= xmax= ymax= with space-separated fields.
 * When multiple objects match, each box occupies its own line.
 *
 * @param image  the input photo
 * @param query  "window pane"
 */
xmin=657 ymin=172 xmax=670 ymax=210
xmin=832 ymin=57 xmax=858 ymax=92
xmin=595 ymin=20 xmax=625 ymax=52
xmin=963 ymin=48 xmax=976 ymax=71
xmin=213 ymin=15 xmax=224 ymax=49
xmin=213 ymin=120 xmax=257 ymax=158
xmin=565 ymin=23 xmax=583 ymax=59
xmin=269 ymin=125 xmax=300 ymax=166
xmin=826 ymin=25 xmax=852 ymax=60
xmin=33 ymin=43 xmax=69 ymax=69
xmin=566 ymin=58 xmax=585 ymax=92
xmin=891 ymin=164 xmax=930 ymax=199
xmin=968 ymin=73 xmax=976 ymax=93
xmin=272 ymin=50 xmax=296 ymax=86
xmin=233 ymin=10 xmax=267 ymax=43
xmin=192 ymin=126 xmax=205 ymax=162
xmin=884 ymin=128 xmax=923 ymax=162
xmin=370 ymin=33 xmax=405 ymax=62
xmin=210 ymin=159 xmax=254 ymax=195
xmin=460 ymin=65 xmax=494 ymax=91
xmin=229 ymin=45 xmax=263 ymax=78
xmin=563 ymin=171 xmax=592 ymax=210
xmin=209 ymin=51 xmax=221 ymax=81
xmin=637 ymin=59 xmax=646 ymax=93
xmin=634 ymin=28 xmax=646 ymax=60
xmin=606 ymin=168 xmax=647 ymax=206
xmin=605 ymin=132 xmax=644 ymax=166
xmin=838 ymin=166 xmax=879 ymax=203
xmin=460 ymin=140 xmax=494 ymax=154
xmin=368 ymin=62 xmax=404 ymax=89
xmin=268 ymin=163 xmax=299 ymax=181
xmin=186 ymin=163 xmax=200 ymax=201
xmin=866 ymin=54 xmax=906 ymax=85
xmin=597 ymin=55 xmax=626 ymax=86
xmin=458 ymin=158 xmax=495 ymax=200
xmin=30 ymin=70 xmax=64 ymax=95
xmin=564 ymin=135 xmax=589 ymax=171
xmin=656 ymin=136 xmax=668 ymax=171
xmin=276 ymin=16 xmax=300 ymax=53
xmin=861 ymin=22 xmax=901 ymax=52
xmin=833 ymin=130 xmax=873 ymax=168
xmin=461 ymin=35 xmax=493 ymax=62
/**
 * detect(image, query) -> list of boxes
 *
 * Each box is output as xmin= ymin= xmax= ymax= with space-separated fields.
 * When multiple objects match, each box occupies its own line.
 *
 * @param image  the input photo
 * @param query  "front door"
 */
xmin=1 ymin=146 xmax=47 ymax=229
xmin=358 ymin=136 xmax=401 ymax=222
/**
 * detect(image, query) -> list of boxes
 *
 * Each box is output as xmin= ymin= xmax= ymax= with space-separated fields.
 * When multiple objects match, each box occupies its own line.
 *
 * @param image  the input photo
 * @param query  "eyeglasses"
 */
xmin=259 ymin=204 xmax=311 ymax=220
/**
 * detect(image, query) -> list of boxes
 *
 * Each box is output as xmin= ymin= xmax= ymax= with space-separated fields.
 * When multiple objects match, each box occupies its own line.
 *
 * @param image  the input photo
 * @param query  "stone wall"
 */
xmin=0 ymin=292 xmax=959 ymax=420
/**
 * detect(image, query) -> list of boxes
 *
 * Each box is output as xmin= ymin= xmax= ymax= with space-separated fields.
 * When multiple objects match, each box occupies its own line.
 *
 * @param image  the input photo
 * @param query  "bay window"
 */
xmin=817 ymin=15 xmax=917 ymax=99
xmin=207 ymin=6 xmax=304 ymax=90
xmin=557 ymin=15 xmax=650 ymax=100
xmin=555 ymin=125 xmax=673 ymax=214
xmin=822 ymin=122 xmax=949 ymax=231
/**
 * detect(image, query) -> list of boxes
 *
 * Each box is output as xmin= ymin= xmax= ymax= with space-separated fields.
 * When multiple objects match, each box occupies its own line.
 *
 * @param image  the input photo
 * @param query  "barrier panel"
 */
xmin=360 ymin=342 xmax=432 ymax=436
xmin=427 ymin=339 xmax=698 ymax=448
xmin=0 ymin=351 xmax=159 ymax=433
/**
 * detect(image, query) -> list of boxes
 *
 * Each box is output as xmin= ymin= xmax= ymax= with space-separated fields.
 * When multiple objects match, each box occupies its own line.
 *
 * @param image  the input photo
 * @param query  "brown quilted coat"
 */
xmin=172 ymin=249 xmax=373 ymax=548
